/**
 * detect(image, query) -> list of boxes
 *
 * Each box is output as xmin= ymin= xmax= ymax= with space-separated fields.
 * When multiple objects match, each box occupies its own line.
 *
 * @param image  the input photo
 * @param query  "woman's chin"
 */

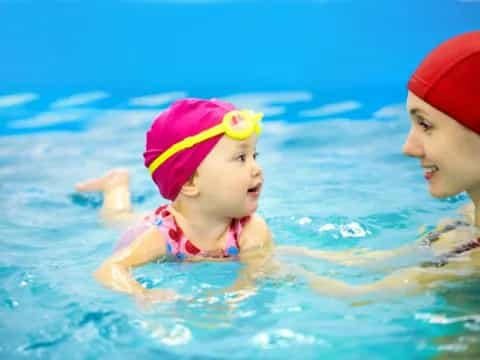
xmin=428 ymin=184 xmax=461 ymax=199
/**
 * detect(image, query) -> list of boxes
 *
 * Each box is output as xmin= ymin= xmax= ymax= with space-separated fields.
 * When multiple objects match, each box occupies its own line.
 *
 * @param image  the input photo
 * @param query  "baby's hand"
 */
xmin=224 ymin=288 xmax=257 ymax=304
xmin=137 ymin=288 xmax=182 ymax=305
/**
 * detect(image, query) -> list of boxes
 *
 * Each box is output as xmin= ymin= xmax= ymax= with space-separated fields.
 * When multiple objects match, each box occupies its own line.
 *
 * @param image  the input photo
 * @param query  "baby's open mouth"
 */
xmin=248 ymin=183 xmax=262 ymax=193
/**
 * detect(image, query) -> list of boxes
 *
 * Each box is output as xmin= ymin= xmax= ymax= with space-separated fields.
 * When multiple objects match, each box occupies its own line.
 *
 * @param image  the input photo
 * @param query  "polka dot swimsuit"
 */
xmin=115 ymin=204 xmax=249 ymax=260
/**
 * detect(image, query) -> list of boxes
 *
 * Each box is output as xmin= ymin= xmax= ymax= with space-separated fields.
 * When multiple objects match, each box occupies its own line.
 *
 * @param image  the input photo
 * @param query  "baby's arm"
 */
xmin=221 ymin=215 xmax=277 ymax=301
xmin=239 ymin=214 xmax=275 ymax=257
xmin=94 ymin=227 xmax=178 ymax=302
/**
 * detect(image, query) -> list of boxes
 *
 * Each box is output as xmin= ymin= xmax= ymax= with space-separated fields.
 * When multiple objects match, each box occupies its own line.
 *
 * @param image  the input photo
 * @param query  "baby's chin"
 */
xmin=247 ymin=200 xmax=259 ymax=215
xmin=235 ymin=205 xmax=257 ymax=219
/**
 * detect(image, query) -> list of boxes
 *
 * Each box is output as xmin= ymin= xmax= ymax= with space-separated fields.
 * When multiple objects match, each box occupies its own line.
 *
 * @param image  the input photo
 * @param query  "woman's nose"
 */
xmin=402 ymin=127 xmax=424 ymax=158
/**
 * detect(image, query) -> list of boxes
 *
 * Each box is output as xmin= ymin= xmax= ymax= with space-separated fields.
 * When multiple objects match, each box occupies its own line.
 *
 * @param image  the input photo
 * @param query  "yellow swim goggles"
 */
xmin=148 ymin=109 xmax=263 ymax=175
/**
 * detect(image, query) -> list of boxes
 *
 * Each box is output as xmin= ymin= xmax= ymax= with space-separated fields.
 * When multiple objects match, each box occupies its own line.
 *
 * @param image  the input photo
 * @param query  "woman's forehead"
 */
xmin=407 ymin=91 xmax=426 ymax=109
xmin=407 ymin=92 xmax=439 ymax=118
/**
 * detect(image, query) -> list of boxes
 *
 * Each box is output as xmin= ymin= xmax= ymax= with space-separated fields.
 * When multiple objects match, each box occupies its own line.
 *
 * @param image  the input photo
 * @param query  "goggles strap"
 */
xmin=148 ymin=123 xmax=225 ymax=174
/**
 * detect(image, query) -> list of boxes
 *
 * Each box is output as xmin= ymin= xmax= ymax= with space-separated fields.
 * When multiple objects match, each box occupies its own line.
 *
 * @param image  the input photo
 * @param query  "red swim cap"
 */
xmin=408 ymin=31 xmax=480 ymax=134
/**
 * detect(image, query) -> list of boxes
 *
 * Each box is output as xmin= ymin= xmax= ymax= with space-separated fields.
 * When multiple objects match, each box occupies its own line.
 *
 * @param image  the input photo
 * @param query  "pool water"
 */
xmin=1 ymin=90 xmax=479 ymax=359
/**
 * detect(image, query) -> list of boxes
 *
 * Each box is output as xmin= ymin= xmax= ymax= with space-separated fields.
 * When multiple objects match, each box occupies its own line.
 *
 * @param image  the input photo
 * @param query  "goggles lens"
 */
xmin=223 ymin=110 xmax=262 ymax=140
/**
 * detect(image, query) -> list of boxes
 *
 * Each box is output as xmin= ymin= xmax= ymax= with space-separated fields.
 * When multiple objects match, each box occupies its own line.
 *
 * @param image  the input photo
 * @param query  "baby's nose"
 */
xmin=251 ymin=160 xmax=262 ymax=176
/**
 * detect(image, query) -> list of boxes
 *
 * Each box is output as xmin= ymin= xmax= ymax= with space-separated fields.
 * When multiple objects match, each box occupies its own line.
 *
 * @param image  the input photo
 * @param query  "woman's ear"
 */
xmin=179 ymin=171 xmax=200 ymax=197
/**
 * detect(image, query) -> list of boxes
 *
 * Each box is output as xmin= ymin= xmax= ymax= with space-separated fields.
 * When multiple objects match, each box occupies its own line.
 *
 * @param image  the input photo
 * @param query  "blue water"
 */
xmin=2 ymin=0 xmax=480 ymax=359
xmin=1 ymin=89 xmax=479 ymax=359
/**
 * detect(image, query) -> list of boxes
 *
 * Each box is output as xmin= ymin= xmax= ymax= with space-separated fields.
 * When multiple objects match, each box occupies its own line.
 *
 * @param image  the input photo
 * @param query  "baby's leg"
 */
xmin=75 ymin=168 xmax=145 ymax=226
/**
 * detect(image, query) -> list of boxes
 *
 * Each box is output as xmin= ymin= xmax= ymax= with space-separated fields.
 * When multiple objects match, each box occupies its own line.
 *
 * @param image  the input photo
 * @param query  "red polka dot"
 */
xmin=185 ymin=240 xmax=201 ymax=255
xmin=240 ymin=216 xmax=251 ymax=226
xmin=172 ymin=220 xmax=183 ymax=237
xmin=168 ymin=229 xmax=180 ymax=241
xmin=162 ymin=210 xmax=170 ymax=217
xmin=155 ymin=205 xmax=168 ymax=214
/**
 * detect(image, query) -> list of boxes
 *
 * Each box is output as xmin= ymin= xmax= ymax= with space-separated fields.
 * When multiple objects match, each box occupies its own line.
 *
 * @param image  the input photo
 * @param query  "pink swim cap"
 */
xmin=143 ymin=98 xmax=235 ymax=200
xmin=408 ymin=31 xmax=480 ymax=134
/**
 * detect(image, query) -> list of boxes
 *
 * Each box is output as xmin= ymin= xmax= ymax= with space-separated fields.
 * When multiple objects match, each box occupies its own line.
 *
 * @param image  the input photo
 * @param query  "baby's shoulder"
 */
xmin=110 ymin=224 xmax=167 ymax=266
xmin=114 ymin=214 xmax=167 ymax=253
xmin=125 ymin=225 xmax=167 ymax=254
xmin=238 ymin=213 xmax=273 ymax=250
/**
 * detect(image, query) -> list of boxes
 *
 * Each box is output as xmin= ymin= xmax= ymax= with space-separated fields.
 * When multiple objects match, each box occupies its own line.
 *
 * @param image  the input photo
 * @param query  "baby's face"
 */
xmin=195 ymin=134 xmax=264 ymax=218
xmin=403 ymin=91 xmax=480 ymax=200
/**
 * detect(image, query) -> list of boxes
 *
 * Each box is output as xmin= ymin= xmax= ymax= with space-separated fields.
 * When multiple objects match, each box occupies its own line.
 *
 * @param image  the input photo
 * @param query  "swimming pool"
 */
xmin=1 ymin=89 xmax=479 ymax=359
xmin=2 ymin=0 xmax=480 ymax=359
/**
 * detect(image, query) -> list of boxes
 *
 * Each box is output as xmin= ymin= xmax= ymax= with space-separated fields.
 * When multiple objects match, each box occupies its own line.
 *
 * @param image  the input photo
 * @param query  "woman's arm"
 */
xmin=94 ymin=227 xmax=179 ymax=302
xmin=277 ymin=215 xmax=477 ymax=266
xmin=295 ymin=262 xmax=466 ymax=299
xmin=276 ymin=243 xmax=417 ymax=266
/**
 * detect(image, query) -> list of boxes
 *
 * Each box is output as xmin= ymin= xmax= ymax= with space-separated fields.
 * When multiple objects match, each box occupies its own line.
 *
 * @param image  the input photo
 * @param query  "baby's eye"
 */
xmin=236 ymin=153 xmax=247 ymax=162
xmin=253 ymin=152 xmax=259 ymax=160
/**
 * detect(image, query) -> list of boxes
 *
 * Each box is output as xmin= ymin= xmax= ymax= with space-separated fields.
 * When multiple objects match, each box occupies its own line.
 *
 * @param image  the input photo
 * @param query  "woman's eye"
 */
xmin=417 ymin=117 xmax=432 ymax=131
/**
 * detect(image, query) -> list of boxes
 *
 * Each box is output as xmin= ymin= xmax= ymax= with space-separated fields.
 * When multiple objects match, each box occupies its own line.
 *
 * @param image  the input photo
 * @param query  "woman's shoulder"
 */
xmin=427 ymin=216 xmax=480 ymax=254
xmin=458 ymin=202 xmax=475 ymax=225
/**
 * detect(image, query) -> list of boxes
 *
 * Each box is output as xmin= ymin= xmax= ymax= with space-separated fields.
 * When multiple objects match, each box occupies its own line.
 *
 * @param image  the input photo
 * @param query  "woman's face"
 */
xmin=403 ymin=91 xmax=480 ymax=201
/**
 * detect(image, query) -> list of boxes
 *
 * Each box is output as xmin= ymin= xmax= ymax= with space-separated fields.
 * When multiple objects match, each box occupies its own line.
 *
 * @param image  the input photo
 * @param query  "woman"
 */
xmin=283 ymin=31 xmax=480 ymax=298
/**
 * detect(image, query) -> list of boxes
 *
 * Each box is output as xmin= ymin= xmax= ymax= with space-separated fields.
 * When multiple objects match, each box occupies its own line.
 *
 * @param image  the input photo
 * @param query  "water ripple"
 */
xmin=0 ymin=93 xmax=38 ymax=108
xmin=252 ymin=328 xmax=328 ymax=349
xmin=51 ymin=92 xmax=110 ymax=108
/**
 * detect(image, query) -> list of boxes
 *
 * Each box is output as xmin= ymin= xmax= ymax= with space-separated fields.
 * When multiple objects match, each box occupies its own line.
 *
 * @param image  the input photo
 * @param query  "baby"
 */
xmin=76 ymin=98 xmax=273 ymax=302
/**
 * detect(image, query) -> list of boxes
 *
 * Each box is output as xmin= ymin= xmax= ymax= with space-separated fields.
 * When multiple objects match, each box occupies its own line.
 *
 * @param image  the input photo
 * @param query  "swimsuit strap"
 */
xmin=150 ymin=204 xmax=191 ymax=260
xmin=421 ymin=237 xmax=480 ymax=268
xmin=419 ymin=220 xmax=470 ymax=247
xmin=223 ymin=216 xmax=250 ymax=257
